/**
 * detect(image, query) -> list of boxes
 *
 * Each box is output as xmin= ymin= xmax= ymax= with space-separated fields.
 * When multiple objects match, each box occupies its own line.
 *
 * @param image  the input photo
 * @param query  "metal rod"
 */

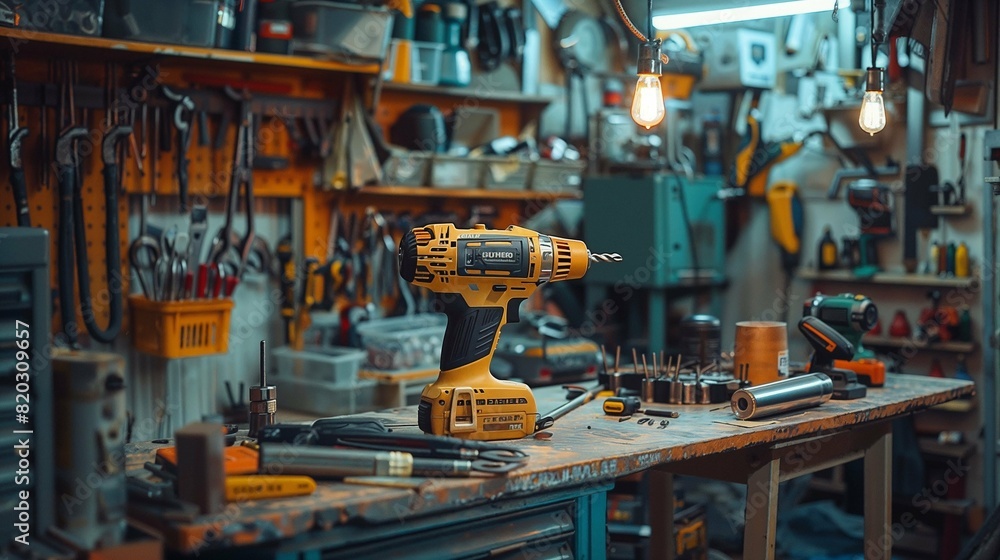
xmin=535 ymin=384 xmax=604 ymax=432
xmin=260 ymin=340 xmax=266 ymax=386
xmin=731 ymin=373 xmax=834 ymax=420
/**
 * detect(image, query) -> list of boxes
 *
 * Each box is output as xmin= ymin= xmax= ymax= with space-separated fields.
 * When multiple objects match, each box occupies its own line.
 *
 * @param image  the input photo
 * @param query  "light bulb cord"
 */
xmin=613 ymin=0 xmax=670 ymax=65
xmin=869 ymin=0 xmax=877 ymax=69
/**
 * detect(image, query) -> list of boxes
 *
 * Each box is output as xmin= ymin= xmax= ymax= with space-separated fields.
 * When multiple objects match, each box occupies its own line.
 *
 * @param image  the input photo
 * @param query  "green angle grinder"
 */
xmin=803 ymin=293 xmax=878 ymax=359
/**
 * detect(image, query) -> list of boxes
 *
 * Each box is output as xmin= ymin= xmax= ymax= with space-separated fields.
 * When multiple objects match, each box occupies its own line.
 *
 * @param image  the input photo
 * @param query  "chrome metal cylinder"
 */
xmin=731 ymin=373 xmax=834 ymax=420
xmin=669 ymin=380 xmax=683 ymax=404
xmin=642 ymin=378 xmax=656 ymax=403
xmin=682 ymin=381 xmax=697 ymax=404
xmin=698 ymin=382 xmax=712 ymax=404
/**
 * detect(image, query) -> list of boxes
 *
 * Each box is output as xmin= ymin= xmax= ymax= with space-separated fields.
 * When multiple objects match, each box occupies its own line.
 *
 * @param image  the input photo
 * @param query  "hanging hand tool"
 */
xmin=206 ymin=87 xmax=256 ymax=290
xmin=72 ymin=124 xmax=132 ymax=343
xmin=185 ymin=205 xmax=208 ymax=298
xmin=56 ymin=126 xmax=89 ymax=345
xmin=197 ymin=110 xmax=210 ymax=147
xmin=6 ymin=53 xmax=29 ymax=227
xmin=162 ymin=87 xmax=195 ymax=212
xmin=292 ymin=257 xmax=320 ymax=350
xmin=151 ymin=107 xmax=160 ymax=206
xmin=276 ymin=236 xmax=296 ymax=344
xmin=399 ymin=223 xmax=622 ymax=440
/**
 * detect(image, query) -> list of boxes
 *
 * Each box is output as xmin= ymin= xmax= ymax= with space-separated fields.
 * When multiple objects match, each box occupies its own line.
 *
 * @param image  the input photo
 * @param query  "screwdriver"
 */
xmin=603 ymin=396 xmax=680 ymax=418
xmin=225 ymin=475 xmax=316 ymax=501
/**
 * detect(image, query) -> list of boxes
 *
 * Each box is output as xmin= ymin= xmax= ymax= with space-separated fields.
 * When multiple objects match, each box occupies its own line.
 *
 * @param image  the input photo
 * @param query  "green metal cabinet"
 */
xmin=582 ymin=175 xmax=726 ymax=351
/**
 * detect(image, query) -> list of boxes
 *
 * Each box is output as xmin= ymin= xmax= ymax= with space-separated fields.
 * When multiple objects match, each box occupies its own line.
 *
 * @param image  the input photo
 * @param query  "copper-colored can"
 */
xmin=733 ymin=321 xmax=789 ymax=386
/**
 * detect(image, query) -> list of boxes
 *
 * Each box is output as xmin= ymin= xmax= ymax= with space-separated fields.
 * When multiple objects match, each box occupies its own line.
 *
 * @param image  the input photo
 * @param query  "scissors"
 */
xmin=129 ymin=235 xmax=161 ymax=299
xmin=154 ymin=227 xmax=189 ymax=301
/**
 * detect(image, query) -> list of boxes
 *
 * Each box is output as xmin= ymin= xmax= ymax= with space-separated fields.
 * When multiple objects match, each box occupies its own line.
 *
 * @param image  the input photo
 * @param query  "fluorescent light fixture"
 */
xmin=654 ymin=0 xmax=848 ymax=29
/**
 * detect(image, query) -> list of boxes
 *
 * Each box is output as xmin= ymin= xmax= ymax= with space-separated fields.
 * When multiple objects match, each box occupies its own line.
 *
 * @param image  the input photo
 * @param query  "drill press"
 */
xmin=398 ymin=224 xmax=621 ymax=441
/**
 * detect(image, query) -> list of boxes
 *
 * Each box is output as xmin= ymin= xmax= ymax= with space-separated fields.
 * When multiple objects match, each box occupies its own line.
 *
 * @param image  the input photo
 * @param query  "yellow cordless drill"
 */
xmin=398 ymin=224 xmax=621 ymax=441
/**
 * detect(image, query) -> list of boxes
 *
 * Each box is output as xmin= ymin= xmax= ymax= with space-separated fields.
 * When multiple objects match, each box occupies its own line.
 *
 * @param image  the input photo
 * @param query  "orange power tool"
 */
xmin=398 ymin=224 xmax=621 ymax=441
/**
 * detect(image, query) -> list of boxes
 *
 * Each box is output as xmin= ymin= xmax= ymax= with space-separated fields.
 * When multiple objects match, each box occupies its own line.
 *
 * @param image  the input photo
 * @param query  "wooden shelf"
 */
xmin=380 ymin=81 xmax=555 ymax=106
xmin=354 ymin=186 xmax=580 ymax=201
xmin=0 ymin=28 xmax=380 ymax=74
xmin=798 ymin=269 xmax=976 ymax=289
xmin=863 ymin=335 xmax=976 ymax=354
xmin=930 ymin=204 xmax=972 ymax=216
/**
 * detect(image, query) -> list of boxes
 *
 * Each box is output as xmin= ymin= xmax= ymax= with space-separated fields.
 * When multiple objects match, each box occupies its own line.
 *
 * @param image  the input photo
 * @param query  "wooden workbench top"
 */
xmin=126 ymin=374 xmax=973 ymax=553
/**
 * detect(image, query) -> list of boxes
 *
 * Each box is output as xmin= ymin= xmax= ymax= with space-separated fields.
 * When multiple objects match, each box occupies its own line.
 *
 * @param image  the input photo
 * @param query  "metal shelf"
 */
xmin=380 ymin=81 xmax=555 ymax=106
xmin=354 ymin=186 xmax=580 ymax=201
xmin=930 ymin=204 xmax=972 ymax=216
xmin=0 ymin=28 xmax=381 ymax=75
xmin=863 ymin=335 xmax=976 ymax=354
xmin=797 ymin=269 xmax=976 ymax=289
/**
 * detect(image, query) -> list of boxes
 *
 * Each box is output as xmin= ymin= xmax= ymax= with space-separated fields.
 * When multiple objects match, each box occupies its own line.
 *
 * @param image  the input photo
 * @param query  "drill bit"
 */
xmin=600 ymin=345 xmax=609 ymax=374
xmin=249 ymin=340 xmax=277 ymax=439
xmin=589 ymin=252 xmax=623 ymax=263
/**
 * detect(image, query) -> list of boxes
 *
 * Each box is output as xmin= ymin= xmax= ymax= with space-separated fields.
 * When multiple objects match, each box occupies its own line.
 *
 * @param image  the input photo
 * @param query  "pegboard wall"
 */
xmin=0 ymin=50 xmax=535 ymax=345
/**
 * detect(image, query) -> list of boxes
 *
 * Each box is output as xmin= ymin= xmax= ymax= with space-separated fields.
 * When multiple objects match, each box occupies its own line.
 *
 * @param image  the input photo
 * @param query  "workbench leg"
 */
xmin=649 ymin=289 xmax=667 ymax=353
xmin=648 ymin=468 xmax=675 ymax=560
xmin=743 ymin=457 xmax=779 ymax=559
xmin=864 ymin=429 xmax=893 ymax=559
xmin=575 ymin=491 xmax=608 ymax=560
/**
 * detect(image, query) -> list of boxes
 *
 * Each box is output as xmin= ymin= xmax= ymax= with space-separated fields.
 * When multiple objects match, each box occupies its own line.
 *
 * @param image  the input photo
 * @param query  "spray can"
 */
xmin=817 ymin=227 xmax=838 ymax=270
xmin=929 ymin=241 xmax=940 ymax=275
xmin=955 ymin=241 xmax=969 ymax=277
xmin=946 ymin=242 xmax=957 ymax=276
xmin=439 ymin=3 xmax=472 ymax=86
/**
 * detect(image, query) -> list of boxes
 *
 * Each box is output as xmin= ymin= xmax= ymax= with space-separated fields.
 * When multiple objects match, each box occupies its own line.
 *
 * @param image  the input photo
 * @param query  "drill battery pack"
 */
xmin=833 ymin=358 xmax=885 ymax=387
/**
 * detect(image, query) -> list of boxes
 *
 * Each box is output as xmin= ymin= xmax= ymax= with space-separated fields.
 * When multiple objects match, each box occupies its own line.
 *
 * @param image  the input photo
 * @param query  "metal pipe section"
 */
xmin=730 ymin=373 xmax=834 ymax=420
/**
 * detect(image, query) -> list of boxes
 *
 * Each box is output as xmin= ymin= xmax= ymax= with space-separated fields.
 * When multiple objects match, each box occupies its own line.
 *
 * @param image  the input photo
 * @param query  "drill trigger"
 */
xmin=507 ymin=298 xmax=525 ymax=323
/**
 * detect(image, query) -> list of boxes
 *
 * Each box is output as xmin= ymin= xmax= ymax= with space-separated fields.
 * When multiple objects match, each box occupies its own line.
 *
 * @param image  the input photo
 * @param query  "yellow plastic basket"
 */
xmin=129 ymin=295 xmax=234 ymax=358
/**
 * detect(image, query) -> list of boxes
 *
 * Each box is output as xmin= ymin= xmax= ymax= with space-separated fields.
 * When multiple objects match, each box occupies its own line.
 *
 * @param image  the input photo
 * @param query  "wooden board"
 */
xmin=125 ymin=373 xmax=973 ymax=554
xmin=797 ymin=269 xmax=976 ymax=289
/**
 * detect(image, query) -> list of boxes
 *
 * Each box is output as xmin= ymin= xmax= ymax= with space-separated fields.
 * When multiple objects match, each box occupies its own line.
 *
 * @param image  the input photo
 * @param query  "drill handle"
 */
xmin=799 ymin=316 xmax=855 ymax=370
xmin=438 ymin=294 xmax=523 ymax=372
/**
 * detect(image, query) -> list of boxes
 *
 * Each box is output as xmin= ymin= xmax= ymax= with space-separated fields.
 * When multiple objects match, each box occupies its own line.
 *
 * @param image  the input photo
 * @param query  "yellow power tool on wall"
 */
xmin=398 ymin=224 xmax=621 ymax=441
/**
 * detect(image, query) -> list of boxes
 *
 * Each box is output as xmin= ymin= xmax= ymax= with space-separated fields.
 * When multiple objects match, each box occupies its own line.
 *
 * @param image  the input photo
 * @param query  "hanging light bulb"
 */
xmin=631 ymin=40 xmax=665 ymax=129
xmin=858 ymin=67 xmax=886 ymax=136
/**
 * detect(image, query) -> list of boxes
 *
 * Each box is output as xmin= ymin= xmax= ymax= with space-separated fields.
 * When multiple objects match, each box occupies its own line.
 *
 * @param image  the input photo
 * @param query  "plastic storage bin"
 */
xmin=383 ymin=151 xmax=432 ymax=186
xmin=129 ymin=295 xmax=233 ymax=358
xmin=530 ymin=160 xmax=586 ymax=194
xmin=270 ymin=345 xmax=365 ymax=385
xmin=102 ymin=0 xmax=217 ymax=47
xmin=431 ymin=155 xmax=483 ymax=189
xmin=291 ymin=1 xmax=394 ymax=62
xmin=18 ymin=1 xmax=105 ymax=36
xmin=411 ymin=41 xmax=444 ymax=85
xmin=276 ymin=377 xmax=378 ymax=416
xmin=482 ymin=155 xmax=532 ymax=190
xmin=356 ymin=314 xmax=446 ymax=371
